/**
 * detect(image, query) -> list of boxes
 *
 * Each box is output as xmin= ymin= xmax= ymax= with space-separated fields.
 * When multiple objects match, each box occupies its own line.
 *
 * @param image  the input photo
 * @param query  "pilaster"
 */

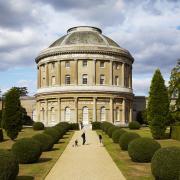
xmin=93 ymin=97 xmax=97 ymax=121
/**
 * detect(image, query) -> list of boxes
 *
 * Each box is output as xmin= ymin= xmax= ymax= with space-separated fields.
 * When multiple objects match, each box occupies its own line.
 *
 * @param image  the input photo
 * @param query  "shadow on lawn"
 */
xmin=37 ymin=157 xmax=52 ymax=163
xmin=16 ymin=176 xmax=34 ymax=180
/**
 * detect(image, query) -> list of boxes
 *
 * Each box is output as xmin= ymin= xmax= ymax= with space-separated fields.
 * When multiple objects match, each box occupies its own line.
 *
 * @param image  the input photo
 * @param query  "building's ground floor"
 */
xmin=35 ymin=93 xmax=133 ymax=127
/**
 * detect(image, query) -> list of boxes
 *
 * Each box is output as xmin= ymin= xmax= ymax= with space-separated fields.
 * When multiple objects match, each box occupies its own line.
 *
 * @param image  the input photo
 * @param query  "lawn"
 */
xmin=0 ymin=127 xmax=74 ymax=180
xmin=96 ymin=128 xmax=180 ymax=180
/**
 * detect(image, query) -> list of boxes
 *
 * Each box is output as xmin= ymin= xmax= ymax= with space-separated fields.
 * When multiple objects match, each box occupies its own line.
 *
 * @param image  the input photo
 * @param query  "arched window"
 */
xmin=51 ymin=107 xmax=55 ymax=123
xmin=52 ymin=76 xmax=56 ymax=86
xmin=82 ymin=106 xmax=88 ymax=125
xmin=100 ymin=107 xmax=106 ymax=121
xmin=65 ymin=107 xmax=71 ymax=122
xmin=41 ymin=108 xmax=45 ymax=122
xmin=82 ymin=74 xmax=88 ymax=84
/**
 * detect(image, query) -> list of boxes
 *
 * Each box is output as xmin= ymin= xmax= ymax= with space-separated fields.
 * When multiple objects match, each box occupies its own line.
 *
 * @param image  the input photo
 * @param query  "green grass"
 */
xmin=97 ymin=127 xmax=180 ymax=180
xmin=0 ymin=127 xmax=74 ymax=180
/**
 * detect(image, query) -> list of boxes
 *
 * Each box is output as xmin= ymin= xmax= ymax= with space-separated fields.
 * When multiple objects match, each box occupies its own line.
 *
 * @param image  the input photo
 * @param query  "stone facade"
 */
xmin=35 ymin=26 xmax=134 ymax=126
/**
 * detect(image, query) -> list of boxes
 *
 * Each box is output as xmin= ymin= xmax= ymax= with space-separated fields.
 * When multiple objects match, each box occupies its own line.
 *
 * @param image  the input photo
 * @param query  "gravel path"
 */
xmin=45 ymin=130 xmax=125 ymax=180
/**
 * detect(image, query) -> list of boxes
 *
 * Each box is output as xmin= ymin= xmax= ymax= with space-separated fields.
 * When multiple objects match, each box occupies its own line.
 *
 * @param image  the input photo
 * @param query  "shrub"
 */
xmin=0 ymin=149 xmax=19 ymax=180
xmin=32 ymin=133 xmax=54 ymax=151
xmin=44 ymin=128 xmax=60 ymax=143
xmin=107 ymin=126 xmax=119 ymax=138
xmin=128 ymin=137 xmax=161 ymax=162
xmin=129 ymin=121 xmax=141 ymax=130
xmin=171 ymin=125 xmax=180 ymax=141
xmin=12 ymin=138 xmax=42 ymax=164
xmin=112 ymin=129 xmax=126 ymax=143
xmin=101 ymin=122 xmax=112 ymax=132
xmin=69 ymin=123 xmax=79 ymax=130
xmin=151 ymin=147 xmax=180 ymax=180
xmin=119 ymin=132 xmax=140 ymax=150
xmin=33 ymin=122 xmax=44 ymax=130
xmin=0 ymin=128 xmax=3 ymax=142
xmin=92 ymin=122 xmax=101 ymax=130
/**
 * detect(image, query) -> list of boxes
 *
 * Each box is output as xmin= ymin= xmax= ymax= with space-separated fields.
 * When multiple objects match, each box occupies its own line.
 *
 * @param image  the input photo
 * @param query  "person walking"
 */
xmin=99 ymin=134 xmax=103 ymax=145
xmin=81 ymin=132 xmax=86 ymax=145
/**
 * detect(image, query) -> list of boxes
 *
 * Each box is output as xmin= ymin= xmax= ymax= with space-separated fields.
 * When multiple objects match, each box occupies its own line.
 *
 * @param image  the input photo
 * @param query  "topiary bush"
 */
xmin=32 ymin=133 xmax=54 ymax=151
xmin=33 ymin=122 xmax=44 ymax=130
xmin=44 ymin=128 xmax=60 ymax=144
xmin=107 ymin=126 xmax=119 ymax=138
xmin=92 ymin=122 xmax=101 ymax=130
xmin=112 ymin=129 xmax=126 ymax=143
xmin=0 ymin=128 xmax=3 ymax=142
xmin=128 ymin=137 xmax=161 ymax=162
xmin=101 ymin=122 xmax=112 ymax=132
xmin=0 ymin=149 xmax=19 ymax=180
xmin=151 ymin=146 xmax=180 ymax=180
xmin=119 ymin=132 xmax=140 ymax=150
xmin=12 ymin=138 xmax=42 ymax=164
xmin=69 ymin=123 xmax=79 ymax=130
xmin=129 ymin=121 xmax=141 ymax=130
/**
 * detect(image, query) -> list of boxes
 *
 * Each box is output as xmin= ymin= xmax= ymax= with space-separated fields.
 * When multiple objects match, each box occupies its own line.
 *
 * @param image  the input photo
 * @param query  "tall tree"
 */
xmin=147 ymin=69 xmax=169 ymax=139
xmin=2 ymin=87 xmax=22 ymax=140
xmin=13 ymin=87 xmax=28 ymax=96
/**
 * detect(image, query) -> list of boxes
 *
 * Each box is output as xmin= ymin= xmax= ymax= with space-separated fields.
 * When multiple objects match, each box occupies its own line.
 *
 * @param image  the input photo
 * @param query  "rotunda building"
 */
xmin=35 ymin=26 xmax=134 ymax=126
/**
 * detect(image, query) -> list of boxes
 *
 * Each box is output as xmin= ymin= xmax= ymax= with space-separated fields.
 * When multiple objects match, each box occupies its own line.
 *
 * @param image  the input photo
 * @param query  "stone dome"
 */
xmin=49 ymin=26 xmax=120 ymax=48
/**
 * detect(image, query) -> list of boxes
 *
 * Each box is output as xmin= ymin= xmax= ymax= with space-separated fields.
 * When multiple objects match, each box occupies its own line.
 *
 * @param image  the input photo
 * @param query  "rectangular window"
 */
xmin=65 ymin=61 xmax=70 ymax=68
xmin=82 ymin=60 xmax=87 ymax=67
xmin=115 ymin=62 xmax=119 ymax=69
xmin=100 ymin=75 xmax=105 ymax=85
xmin=82 ymin=74 xmax=88 ymax=84
xmin=100 ymin=61 xmax=105 ymax=68
xmin=115 ymin=76 xmax=119 ymax=85
xmin=65 ymin=75 xmax=70 ymax=84
xmin=52 ymin=63 xmax=55 ymax=70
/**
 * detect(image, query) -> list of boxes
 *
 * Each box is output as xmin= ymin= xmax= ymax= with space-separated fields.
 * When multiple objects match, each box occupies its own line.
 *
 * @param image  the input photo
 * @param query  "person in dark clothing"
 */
xmin=99 ymin=134 xmax=103 ymax=144
xmin=81 ymin=132 xmax=86 ymax=145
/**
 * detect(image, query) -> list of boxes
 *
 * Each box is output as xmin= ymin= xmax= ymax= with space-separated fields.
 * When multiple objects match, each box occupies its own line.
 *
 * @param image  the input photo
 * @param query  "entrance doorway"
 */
xmin=82 ymin=106 xmax=88 ymax=125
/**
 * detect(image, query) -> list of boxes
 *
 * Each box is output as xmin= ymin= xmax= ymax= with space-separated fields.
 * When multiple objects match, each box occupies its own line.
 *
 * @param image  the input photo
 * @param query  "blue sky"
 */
xmin=0 ymin=0 xmax=180 ymax=96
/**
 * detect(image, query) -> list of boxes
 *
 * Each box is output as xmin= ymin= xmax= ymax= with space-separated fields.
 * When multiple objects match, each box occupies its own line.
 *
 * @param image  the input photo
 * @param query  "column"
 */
xmin=129 ymin=103 xmax=133 ymax=122
xmin=109 ymin=61 xmax=113 ymax=85
xmin=130 ymin=66 xmax=132 ymax=88
xmin=110 ymin=97 xmax=114 ymax=123
xmin=93 ymin=97 xmax=97 ymax=121
xmin=122 ymin=63 xmax=125 ymax=87
xmin=58 ymin=98 xmax=61 ymax=122
xmin=93 ymin=59 xmax=96 ymax=85
xmin=36 ymin=100 xmax=40 ymax=122
xmin=74 ymin=59 xmax=78 ymax=85
xmin=122 ymin=98 xmax=126 ymax=124
xmin=46 ymin=63 xmax=49 ymax=87
xmin=45 ymin=99 xmax=48 ymax=126
xmin=37 ymin=66 xmax=40 ymax=88
xmin=74 ymin=97 xmax=78 ymax=123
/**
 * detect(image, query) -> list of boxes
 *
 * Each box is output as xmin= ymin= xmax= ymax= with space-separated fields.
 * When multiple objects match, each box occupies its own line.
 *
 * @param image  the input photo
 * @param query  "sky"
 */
xmin=0 ymin=0 xmax=180 ymax=96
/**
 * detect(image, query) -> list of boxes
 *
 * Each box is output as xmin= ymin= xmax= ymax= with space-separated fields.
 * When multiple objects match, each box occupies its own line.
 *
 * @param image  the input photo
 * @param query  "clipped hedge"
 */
xmin=171 ymin=125 xmax=180 ymax=141
xmin=151 ymin=147 xmax=180 ymax=180
xmin=101 ymin=122 xmax=112 ymax=132
xmin=112 ymin=129 xmax=126 ymax=143
xmin=44 ymin=128 xmax=60 ymax=144
xmin=69 ymin=123 xmax=79 ymax=130
xmin=129 ymin=121 xmax=141 ymax=130
xmin=0 ymin=149 xmax=19 ymax=180
xmin=92 ymin=122 xmax=101 ymax=130
xmin=33 ymin=122 xmax=44 ymax=130
xmin=12 ymin=138 xmax=42 ymax=164
xmin=128 ymin=137 xmax=161 ymax=162
xmin=119 ymin=132 xmax=140 ymax=150
xmin=0 ymin=128 xmax=3 ymax=142
xmin=107 ymin=126 xmax=119 ymax=138
xmin=32 ymin=133 xmax=54 ymax=151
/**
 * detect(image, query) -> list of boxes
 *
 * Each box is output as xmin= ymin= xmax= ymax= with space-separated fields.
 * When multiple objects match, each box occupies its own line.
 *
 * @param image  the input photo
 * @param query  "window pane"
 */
xmin=65 ymin=61 xmax=70 ymax=68
xmin=100 ymin=61 xmax=105 ymax=67
xmin=65 ymin=75 xmax=70 ymax=84
xmin=100 ymin=75 xmax=105 ymax=85
xmin=82 ymin=74 xmax=88 ymax=84
xmin=83 ymin=60 xmax=87 ymax=67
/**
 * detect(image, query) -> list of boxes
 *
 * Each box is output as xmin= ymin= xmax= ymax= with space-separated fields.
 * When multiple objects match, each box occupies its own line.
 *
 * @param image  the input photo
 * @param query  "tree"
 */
xmin=13 ymin=87 xmax=28 ymax=96
xmin=147 ymin=69 xmax=169 ymax=139
xmin=2 ymin=87 xmax=23 ymax=140
xmin=168 ymin=60 xmax=180 ymax=123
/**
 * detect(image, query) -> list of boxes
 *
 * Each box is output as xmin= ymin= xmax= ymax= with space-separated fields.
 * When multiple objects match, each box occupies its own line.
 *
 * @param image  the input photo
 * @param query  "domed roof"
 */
xmin=49 ymin=26 xmax=120 ymax=48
